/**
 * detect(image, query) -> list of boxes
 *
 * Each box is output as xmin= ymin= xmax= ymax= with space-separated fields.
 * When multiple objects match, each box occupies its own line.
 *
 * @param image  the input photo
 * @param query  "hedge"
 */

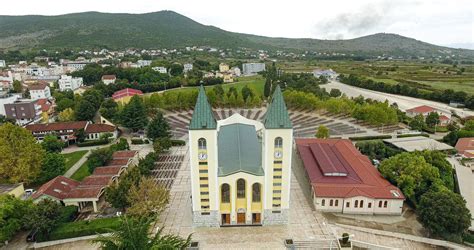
xmin=77 ymin=139 xmax=109 ymax=147
xmin=131 ymin=138 xmax=149 ymax=144
xmin=171 ymin=139 xmax=186 ymax=146
xmin=349 ymin=135 xmax=392 ymax=141
xmin=37 ymin=217 xmax=121 ymax=242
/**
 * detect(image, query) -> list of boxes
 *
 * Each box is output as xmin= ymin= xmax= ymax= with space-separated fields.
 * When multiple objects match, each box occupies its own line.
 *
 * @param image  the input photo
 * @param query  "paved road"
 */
xmin=322 ymin=80 xmax=474 ymax=118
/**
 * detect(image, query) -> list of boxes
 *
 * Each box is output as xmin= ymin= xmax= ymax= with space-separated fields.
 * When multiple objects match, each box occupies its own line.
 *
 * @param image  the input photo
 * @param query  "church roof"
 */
xmin=263 ymin=85 xmax=292 ymax=129
xmin=189 ymin=85 xmax=217 ymax=130
xmin=218 ymin=123 xmax=264 ymax=176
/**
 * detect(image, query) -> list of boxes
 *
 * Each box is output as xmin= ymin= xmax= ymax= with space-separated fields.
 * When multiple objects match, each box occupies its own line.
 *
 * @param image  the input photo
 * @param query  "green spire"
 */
xmin=263 ymin=85 xmax=292 ymax=129
xmin=189 ymin=85 xmax=217 ymax=130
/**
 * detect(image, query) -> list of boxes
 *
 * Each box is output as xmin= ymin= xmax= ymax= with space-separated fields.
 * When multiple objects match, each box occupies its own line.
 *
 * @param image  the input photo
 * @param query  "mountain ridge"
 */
xmin=0 ymin=10 xmax=472 ymax=58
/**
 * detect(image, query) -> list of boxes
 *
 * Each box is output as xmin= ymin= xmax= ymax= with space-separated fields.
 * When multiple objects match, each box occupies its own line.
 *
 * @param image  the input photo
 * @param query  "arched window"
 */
xmin=360 ymin=200 xmax=364 ymax=208
xmin=335 ymin=200 xmax=339 ymax=206
xmin=237 ymin=179 xmax=245 ymax=198
xmin=252 ymin=183 xmax=261 ymax=202
xmin=378 ymin=201 xmax=383 ymax=208
xmin=384 ymin=201 xmax=388 ymax=208
xmin=274 ymin=137 xmax=283 ymax=148
xmin=221 ymin=184 xmax=230 ymax=203
xmin=321 ymin=199 xmax=325 ymax=206
xmin=198 ymin=138 xmax=207 ymax=150
xmin=329 ymin=199 xmax=333 ymax=206
xmin=354 ymin=200 xmax=359 ymax=208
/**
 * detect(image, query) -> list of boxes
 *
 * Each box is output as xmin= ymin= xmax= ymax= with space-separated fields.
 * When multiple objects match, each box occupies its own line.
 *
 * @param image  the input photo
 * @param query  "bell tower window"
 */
xmin=274 ymin=137 xmax=283 ymax=148
xmin=198 ymin=138 xmax=207 ymax=150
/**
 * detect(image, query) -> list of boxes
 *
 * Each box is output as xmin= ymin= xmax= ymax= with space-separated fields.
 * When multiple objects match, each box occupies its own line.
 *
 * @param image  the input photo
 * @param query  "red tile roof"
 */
xmin=92 ymin=166 xmax=123 ymax=176
xmin=296 ymin=139 xmax=404 ymax=200
xmin=28 ymin=82 xmax=48 ymax=90
xmin=406 ymin=105 xmax=435 ymax=114
xmin=85 ymin=124 xmax=116 ymax=133
xmin=112 ymin=150 xmax=137 ymax=159
xmin=65 ymin=186 xmax=105 ymax=199
xmin=455 ymin=137 xmax=474 ymax=158
xmin=112 ymin=88 xmax=142 ymax=100
xmin=81 ymin=175 xmax=115 ymax=186
xmin=101 ymin=75 xmax=116 ymax=80
xmin=439 ymin=115 xmax=450 ymax=121
xmin=36 ymin=98 xmax=52 ymax=112
xmin=26 ymin=121 xmax=88 ymax=133
xmin=31 ymin=176 xmax=80 ymax=200
xmin=107 ymin=158 xmax=130 ymax=166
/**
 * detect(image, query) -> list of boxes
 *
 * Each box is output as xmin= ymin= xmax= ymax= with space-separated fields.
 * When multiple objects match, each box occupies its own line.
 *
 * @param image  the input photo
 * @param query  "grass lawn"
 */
xmin=70 ymin=159 xmax=91 ymax=181
xmin=38 ymin=217 xmax=121 ymax=242
xmin=62 ymin=150 xmax=88 ymax=172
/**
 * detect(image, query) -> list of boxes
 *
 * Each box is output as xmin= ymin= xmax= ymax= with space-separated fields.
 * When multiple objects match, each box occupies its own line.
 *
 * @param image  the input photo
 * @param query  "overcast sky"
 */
xmin=2 ymin=0 xmax=473 ymax=48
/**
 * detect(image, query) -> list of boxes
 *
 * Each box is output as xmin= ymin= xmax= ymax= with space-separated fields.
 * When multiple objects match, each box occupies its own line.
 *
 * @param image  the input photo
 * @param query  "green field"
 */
xmin=279 ymin=60 xmax=474 ymax=94
xmin=62 ymin=150 xmax=88 ymax=172
xmin=70 ymin=159 xmax=91 ymax=181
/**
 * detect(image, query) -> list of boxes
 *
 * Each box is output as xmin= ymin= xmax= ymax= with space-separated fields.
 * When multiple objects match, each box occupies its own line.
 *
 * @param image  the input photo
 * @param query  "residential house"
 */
xmin=0 ymin=93 xmax=19 ymax=116
xmin=137 ymin=60 xmax=152 ymax=67
xmin=296 ymin=138 xmax=405 ymax=215
xmin=455 ymin=138 xmax=474 ymax=158
xmin=0 ymin=183 xmax=25 ymax=198
xmin=5 ymin=99 xmax=42 ymax=125
xmin=405 ymin=105 xmax=436 ymax=118
xmin=28 ymin=81 xmax=51 ymax=100
xmin=152 ymin=67 xmax=167 ymax=74
xmin=112 ymin=88 xmax=143 ymax=105
xmin=0 ymin=60 xmax=5 ymax=68
xmin=36 ymin=98 xmax=54 ymax=122
xmin=183 ymin=63 xmax=193 ymax=73
xmin=84 ymin=123 xmax=117 ymax=141
xmin=219 ymin=63 xmax=230 ymax=72
xmin=101 ymin=75 xmax=117 ymax=85
xmin=439 ymin=115 xmax=450 ymax=126
xmin=58 ymin=75 xmax=83 ymax=91
xmin=231 ymin=67 xmax=241 ymax=77
xmin=25 ymin=121 xmax=117 ymax=142
xmin=0 ymin=71 xmax=13 ymax=91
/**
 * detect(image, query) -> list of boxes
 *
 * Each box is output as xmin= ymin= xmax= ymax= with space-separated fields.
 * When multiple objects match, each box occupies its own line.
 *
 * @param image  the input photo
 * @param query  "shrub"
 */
xmin=77 ymin=139 xmax=109 ymax=147
xmin=171 ymin=139 xmax=186 ymax=146
xmin=57 ymin=206 xmax=78 ymax=224
xmin=131 ymin=138 xmax=145 ymax=144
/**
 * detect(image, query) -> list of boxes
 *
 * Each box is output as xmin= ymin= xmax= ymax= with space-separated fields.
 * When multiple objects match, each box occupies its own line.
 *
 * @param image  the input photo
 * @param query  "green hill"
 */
xmin=0 ymin=11 xmax=472 ymax=58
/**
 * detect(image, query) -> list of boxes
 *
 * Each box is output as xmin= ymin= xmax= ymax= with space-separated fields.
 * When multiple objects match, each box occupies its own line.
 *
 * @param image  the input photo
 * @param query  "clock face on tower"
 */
xmin=198 ymin=153 xmax=208 ymax=160
xmin=274 ymin=150 xmax=283 ymax=159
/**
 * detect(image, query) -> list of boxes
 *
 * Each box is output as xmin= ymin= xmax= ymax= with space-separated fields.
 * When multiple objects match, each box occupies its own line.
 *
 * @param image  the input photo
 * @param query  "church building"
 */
xmin=189 ymin=85 xmax=293 ymax=227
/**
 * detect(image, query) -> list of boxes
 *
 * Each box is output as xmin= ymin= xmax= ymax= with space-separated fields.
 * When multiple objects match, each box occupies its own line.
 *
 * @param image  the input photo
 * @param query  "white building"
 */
xmin=231 ymin=67 xmax=241 ymax=77
xmin=0 ymin=60 xmax=6 ymax=68
xmin=59 ymin=75 xmax=83 ymax=91
xmin=152 ymin=67 xmax=167 ymax=74
xmin=242 ymin=63 xmax=266 ymax=75
xmin=28 ymin=82 xmax=51 ymax=100
xmin=0 ymin=93 xmax=19 ymax=116
xmin=189 ymin=85 xmax=293 ymax=227
xmin=184 ymin=63 xmax=193 ymax=72
xmin=101 ymin=75 xmax=117 ymax=85
xmin=137 ymin=60 xmax=152 ymax=67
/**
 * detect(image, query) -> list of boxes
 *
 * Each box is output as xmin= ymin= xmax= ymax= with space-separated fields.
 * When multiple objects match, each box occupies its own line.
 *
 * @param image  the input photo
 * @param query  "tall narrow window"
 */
xmin=360 ymin=200 xmax=364 ymax=208
xmin=378 ymin=201 xmax=382 ymax=208
xmin=329 ymin=199 xmax=333 ymax=206
xmin=321 ymin=199 xmax=325 ymax=206
xmin=335 ymin=200 xmax=339 ymax=206
xmin=252 ymin=183 xmax=261 ymax=202
xmin=274 ymin=137 xmax=283 ymax=148
xmin=221 ymin=184 xmax=230 ymax=203
xmin=354 ymin=200 xmax=359 ymax=208
xmin=237 ymin=179 xmax=245 ymax=198
xmin=384 ymin=201 xmax=388 ymax=208
xmin=198 ymin=138 xmax=207 ymax=150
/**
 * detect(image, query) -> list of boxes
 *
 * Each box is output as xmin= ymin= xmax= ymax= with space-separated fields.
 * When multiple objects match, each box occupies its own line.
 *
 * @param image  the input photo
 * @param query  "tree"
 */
xmin=24 ymin=199 xmax=62 ymax=240
xmin=316 ymin=125 xmax=330 ymax=139
xmin=126 ymin=177 xmax=169 ymax=217
xmin=356 ymin=140 xmax=401 ymax=160
xmin=409 ymin=114 xmax=425 ymax=131
xmin=24 ymin=88 xmax=30 ymax=99
xmin=463 ymin=119 xmax=474 ymax=131
xmin=100 ymin=98 xmax=119 ymax=121
xmin=105 ymin=168 xmax=141 ymax=209
xmin=425 ymin=112 xmax=440 ymax=128
xmin=157 ymin=137 xmax=172 ymax=151
xmin=418 ymin=190 xmax=471 ymax=241
xmin=241 ymin=85 xmax=253 ymax=102
xmin=146 ymin=112 xmax=170 ymax=141
xmin=12 ymin=80 xmax=22 ymax=93
xmin=87 ymin=148 xmax=113 ymax=173
xmin=0 ymin=123 xmax=45 ymax=184
xmin=94 ymin=216 xmax=191 ymax=250
xmin=58 ymin=108 xmax=75 ymax=122
xmin=329 ymin=89 xmax=342 ymax=97
xmin=37 ymin=153 xmax=66 ymax=184
xmin=56 ymin=98 xmax=75 ymax=112
xmin=41 ymin=135 xmax=64 ymax=153
xmin=75 ymin=99 xmax=96 ymax=121
xmin=264 ymin=78 xmax=271 ymax=98
xmin=121 ymin=95 xmax=148 ymax=132
xmin=0 ymin=195 xmax=34 ymax=243
xmin=378 ymin=152 xmax=441 ymax=205
xmin=153 ymin=140 xmax=163 ymax=154
xmin=415 ymin=150 xmax=454 ymax=191
xmin=169 ymin=63 xmax=184 ymax=77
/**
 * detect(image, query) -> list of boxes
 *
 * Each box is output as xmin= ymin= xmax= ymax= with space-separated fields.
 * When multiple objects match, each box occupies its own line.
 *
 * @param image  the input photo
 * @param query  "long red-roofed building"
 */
xmin=295 ymin=138 xmax=404 ymax=215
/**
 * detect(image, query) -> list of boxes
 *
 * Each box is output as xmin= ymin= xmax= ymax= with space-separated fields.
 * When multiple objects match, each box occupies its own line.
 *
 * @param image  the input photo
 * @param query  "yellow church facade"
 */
xmin=189 ymin=85 xmax=293 ymax=227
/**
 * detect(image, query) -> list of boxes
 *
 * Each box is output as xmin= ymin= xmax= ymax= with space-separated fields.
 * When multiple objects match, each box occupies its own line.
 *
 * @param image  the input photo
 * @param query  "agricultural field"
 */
xmin=279 ymin=60 xmax=474 ymax=94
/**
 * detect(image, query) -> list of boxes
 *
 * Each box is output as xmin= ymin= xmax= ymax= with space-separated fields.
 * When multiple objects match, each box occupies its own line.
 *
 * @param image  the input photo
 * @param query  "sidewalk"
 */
xmin=63 ymin=150 xmax=91 ymax=178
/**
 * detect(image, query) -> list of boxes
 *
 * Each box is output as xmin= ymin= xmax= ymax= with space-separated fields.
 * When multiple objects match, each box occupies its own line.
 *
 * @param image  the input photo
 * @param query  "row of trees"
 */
xmin=443 ymin=119 xmax=474 ymax=145
xmin=283 ymin=90 xmax=399 ymax=126
xmin=339 ymin=74 xmax=474 ymax=109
